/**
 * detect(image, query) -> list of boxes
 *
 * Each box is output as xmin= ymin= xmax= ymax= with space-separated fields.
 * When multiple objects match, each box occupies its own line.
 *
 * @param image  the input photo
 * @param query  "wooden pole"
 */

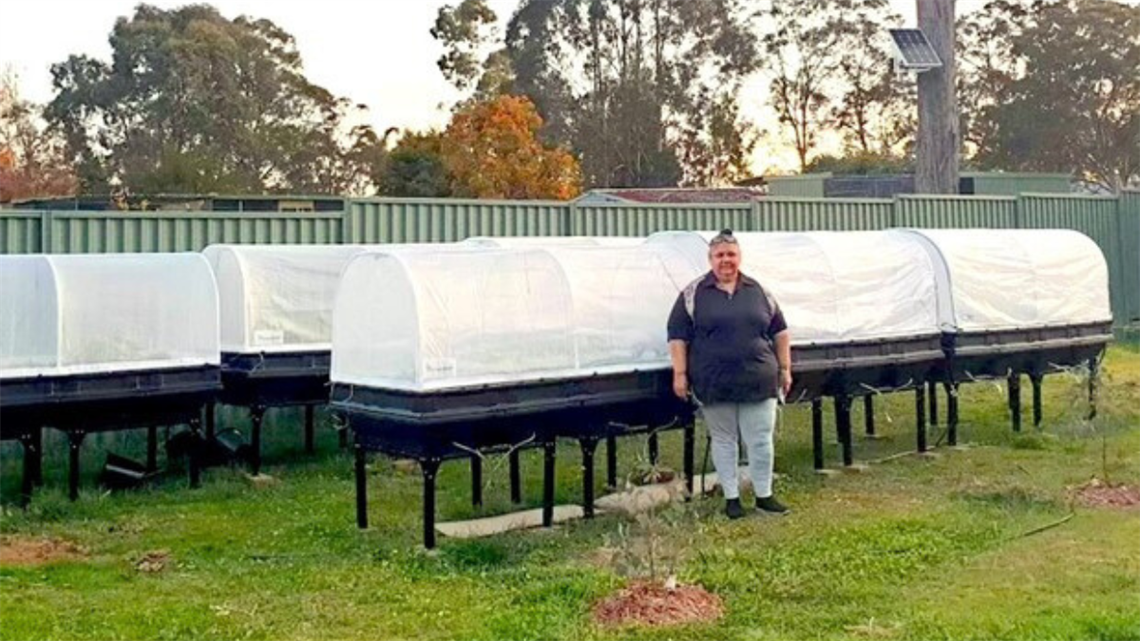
xmin=915 ymin=0 xmax=959 ymax=194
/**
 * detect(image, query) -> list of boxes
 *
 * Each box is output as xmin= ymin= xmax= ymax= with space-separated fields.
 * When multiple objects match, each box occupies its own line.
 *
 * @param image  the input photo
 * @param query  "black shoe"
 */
xmin=755 ymin=495 xmax=789 ymax=515
xmin=724 ymin=498 xmax=745 ymax=520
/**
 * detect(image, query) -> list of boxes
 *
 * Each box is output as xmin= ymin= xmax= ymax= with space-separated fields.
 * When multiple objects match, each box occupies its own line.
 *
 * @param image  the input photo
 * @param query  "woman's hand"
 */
xmin=779 ymin=367 xmax=793 ymax=399
xmin=673 ymin=371 xmax=689 ymax=400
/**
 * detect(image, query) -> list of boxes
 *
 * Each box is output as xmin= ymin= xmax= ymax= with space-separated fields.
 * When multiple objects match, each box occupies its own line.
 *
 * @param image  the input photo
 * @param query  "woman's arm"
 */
xmin=669 ymin=339 xmax=689 ymax=400
xmin=774 ymin=330 xmax=792 ymax=397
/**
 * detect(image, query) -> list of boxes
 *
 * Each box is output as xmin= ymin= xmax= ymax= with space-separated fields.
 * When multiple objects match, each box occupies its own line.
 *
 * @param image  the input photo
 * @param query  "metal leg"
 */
xmin=580 ymin=437 xmax=598 ymax=518
xmin=647 ymin=432 xmax=659 ymax=466
xmin=249 ymin=405 xmax=265 ymax=475
xmin=1088 ymin=356 xmax=1099 ymax=420
xmin=19 ymin=432 xmax=37 ymax=506
xmin=605 ymin=435 xmax=617 ymax=489
xmin=945 ymin=382 xmax=959 ymax=446
xmin=304 ymin=405 xmax=315 ymax=454
xmin=31 ymin=427 xmax=43 ymax=486
xmin=421 ymin=458 xmax=441 ymax=550
xmin=915 ymin=385 xmax=927 ymax=453
xmin=682 ymin=418 xmax=695 ymax=499
xmin=542 ymin=440 xmax=556 ymax=528
xmin=1008 ymin=373 xmax=1022 ymax=432
xmin=146 ymin=426 xmax=158 ymax=473
xmin=928 ymin=380 xmax=938 ymax=426
xmin=509 ymin=448 xmax=522 ymax=504
xmin=1031 ymin=374 xmax=1043 ymax=428
xmin=205 ymin=401 xmax=216 ymax=440
xmin=355 ymin=444 xmax=368 ymax=529
xmin=470 ymin=454 xmax=483 ymax=508
xmin=188 ymin=417 xmax=202 ymax=488
xmin=836 ymin=396 xmax=853 ymax=467
xmin=863 ymin=395 xmax=875 ymax=436
xmin=68 ymin=431 xmax=85 ymax=501
xmin=338 ymin=427 xmax=349 ymax=449
xmin=812 ymin=400 xmax=824 ymax=470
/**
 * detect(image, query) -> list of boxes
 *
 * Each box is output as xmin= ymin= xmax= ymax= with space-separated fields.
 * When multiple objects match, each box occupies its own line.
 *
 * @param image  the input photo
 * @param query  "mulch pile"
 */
xmin=592 ymin=580 xmax=723 ymax=627
xmin=0 ymin=536 xmax=87 ymax=567
xmin=1074 ymin=478 xmax=1140 ymax=509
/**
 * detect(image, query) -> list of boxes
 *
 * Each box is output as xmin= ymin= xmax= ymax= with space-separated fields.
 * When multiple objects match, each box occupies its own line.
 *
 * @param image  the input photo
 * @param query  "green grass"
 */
xmin=2 ymin=348 xmax=1138 ymax=640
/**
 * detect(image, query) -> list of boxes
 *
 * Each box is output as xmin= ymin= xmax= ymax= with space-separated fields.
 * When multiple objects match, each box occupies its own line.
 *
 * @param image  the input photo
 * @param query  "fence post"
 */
xmin=749 ymin=199 xmax=761 ymax=232
xmin=40 ymin=210 xmax=53 ymax=254
xmin=1013 ymin=193 xmax=1023 ymax=229
xmin=565 ymin=200 xmax=577 ymax=237
xmin=340 ymin=202 xmax=354 ymax=245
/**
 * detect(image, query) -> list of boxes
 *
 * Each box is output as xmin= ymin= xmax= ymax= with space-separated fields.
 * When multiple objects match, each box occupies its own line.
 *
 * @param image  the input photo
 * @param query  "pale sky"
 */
xmin=0 ymin=0 xmax=1022 ymax=174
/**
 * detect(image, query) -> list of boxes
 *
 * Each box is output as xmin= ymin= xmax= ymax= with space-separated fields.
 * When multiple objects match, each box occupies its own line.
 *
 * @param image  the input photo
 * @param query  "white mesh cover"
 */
xmin=462 ymin=236 xmax=643 ymax=248
xmin=893 ymin=229 xmax=1112 ymax=331
xmin=647 ymin=230 xmax=941 ymax=345
xmin=204 ymin=243 xmax=473 ymax=353
xmin=330 ymin=244 xmax=702 ymax=391
xmin=0 ymin=254 xmax=219 ymax=379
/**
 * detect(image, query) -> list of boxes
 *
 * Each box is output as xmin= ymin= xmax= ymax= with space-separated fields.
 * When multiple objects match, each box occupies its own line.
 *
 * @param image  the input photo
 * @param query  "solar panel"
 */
xmin=889 ymin=29 xmax=942 ymax=70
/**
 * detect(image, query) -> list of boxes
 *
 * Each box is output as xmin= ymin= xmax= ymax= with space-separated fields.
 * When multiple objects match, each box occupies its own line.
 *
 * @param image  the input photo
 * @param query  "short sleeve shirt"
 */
xmin=666 ymin=271 xmax=788 ymax=403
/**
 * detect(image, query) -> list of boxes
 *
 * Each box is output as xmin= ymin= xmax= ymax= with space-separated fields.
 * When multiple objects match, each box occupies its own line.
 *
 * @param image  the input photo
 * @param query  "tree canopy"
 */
xmin=46 ymin=4 xmax=385 ymax=195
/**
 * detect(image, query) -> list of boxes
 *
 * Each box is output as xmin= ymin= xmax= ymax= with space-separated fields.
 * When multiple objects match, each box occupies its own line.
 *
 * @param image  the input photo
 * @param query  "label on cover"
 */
xmin=253 ymin=329 xmax=285 ymax=347
xmin=423 ymin=357 xmax=457 ymax=378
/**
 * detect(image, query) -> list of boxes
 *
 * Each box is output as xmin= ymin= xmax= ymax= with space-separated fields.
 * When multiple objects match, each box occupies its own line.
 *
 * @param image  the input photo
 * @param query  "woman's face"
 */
xmin=708 ymin=242 xmax=741 ymax=282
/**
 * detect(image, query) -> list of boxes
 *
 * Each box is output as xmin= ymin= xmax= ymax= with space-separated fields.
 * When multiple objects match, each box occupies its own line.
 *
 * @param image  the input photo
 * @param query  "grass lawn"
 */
xmin=2 ymin=346 xmax=1138 ymax=640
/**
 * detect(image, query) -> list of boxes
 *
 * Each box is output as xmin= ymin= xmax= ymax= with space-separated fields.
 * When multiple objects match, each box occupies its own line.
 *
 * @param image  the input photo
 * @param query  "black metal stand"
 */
xmin=580 ymin=436 xmax=598 ymax=518
xmin=1008 ymin=373 xmax=1022 ymax=432
xmin=1088 ymin=356 xmax=1098 ymax=420
xmin=945 ymin=382 xmax=959 ymax=446
xmin=605 ymin=435 xmax=617 ymax=489
xmin=812 ymin=400 xmax=824 ymax=470
xmin=470 ymin=454 xmax=483 ymax=508
xmin=18 ymin=431 xmax=40 ymax=506
xmin=31 ymin=427 xmax=43 ymax=486
xmin=355 ymin=444 xmax=368 ymax=529
xmin=67 ymin=431 xmax=86 ymax=501
xmin=205 ymin=402 xmax=216 ymax=440
xmin=928 ymin=380 xmax=938 ymax=426
xmin=915 ymin=385 xmax=927 ymax=453
xmin=682 ymin=418 xmax=695 ymax=498
xmin=1030 ymin=374 xmax=1043 ymax=428
xmin=542 ymin=441 xmax=556 ymax=528
xmin=421 ymin=457 xmax=441 ymax=549
xmin=509 ymin=448 xmax=522 ymax=504
xmin=863 ymin=395 xmax=875 ymax=436
xmin=339 ymin=427 xmax=349 ymax=449
xmin=304 ymin=405 xmax=315 ymax=454
xmin=835 ymin=396 xmax=853 ymax=467
xmin=249 ymin=404 xmax=266 ymax=475
xmin=146 ymin=426 xmax=158 ymax=473
xmin=188 ymin=417 xmax=203 ymax=488
xmin=647 ymin=432 xmax=659 ymax=466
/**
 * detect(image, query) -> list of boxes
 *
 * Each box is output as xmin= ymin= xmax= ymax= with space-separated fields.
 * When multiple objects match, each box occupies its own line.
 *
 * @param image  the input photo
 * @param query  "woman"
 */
xmin=667 ymin=229 xmax=792 ymax=519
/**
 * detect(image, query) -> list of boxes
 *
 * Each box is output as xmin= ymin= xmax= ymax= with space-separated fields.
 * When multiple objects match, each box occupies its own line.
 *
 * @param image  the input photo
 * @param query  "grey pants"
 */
xmin=700 ymin=399 xmax=778 ymax=500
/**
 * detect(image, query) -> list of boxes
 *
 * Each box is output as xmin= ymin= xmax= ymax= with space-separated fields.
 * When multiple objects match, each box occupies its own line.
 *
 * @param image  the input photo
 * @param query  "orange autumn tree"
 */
xmin=441 ymin=95 xmax=581 ymax=200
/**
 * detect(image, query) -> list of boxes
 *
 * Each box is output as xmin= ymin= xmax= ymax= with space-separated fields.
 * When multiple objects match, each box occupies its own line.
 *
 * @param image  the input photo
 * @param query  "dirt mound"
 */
xmin=0 ymin=536 xmax=87 ymax=567
xmin=135 ymin=550 xmax=171 ymax=573
xmin=1074 ymin=479 xmax=1140 ymax=509
xmin=593 ymin=579 xmax=723 ymax=628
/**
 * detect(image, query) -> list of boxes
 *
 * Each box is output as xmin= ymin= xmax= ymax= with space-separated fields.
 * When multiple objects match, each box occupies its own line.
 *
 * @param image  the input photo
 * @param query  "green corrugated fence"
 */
xmin=2 ymin=191 xmax=1137 ymax=324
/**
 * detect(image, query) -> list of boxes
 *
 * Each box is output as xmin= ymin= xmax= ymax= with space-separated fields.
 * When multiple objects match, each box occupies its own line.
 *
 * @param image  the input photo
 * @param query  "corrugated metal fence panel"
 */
xmin=766 ymin=175 xmax=828 ymax=198
xmin=0 ymin=209 xmax=43 ymax=253
xmin=894 ymin=195 xmax=1019 ymax=228
xmin=1118 ymin=192 xmax=1140 ymax=323
xmin=571 ymin=204 xmax=754 ymax=236
xmin=347 ymin=199 xmax=568 ymax=243
xmin=46 ymin=210 xmax=343 ymax=253
xmin=965 ymin=172 xmax=1071 ymax=195
xmin=755 ymin=198 xmax=895 ymax=231
xmin=1018 ymin=194 xmax=1129 ymax=321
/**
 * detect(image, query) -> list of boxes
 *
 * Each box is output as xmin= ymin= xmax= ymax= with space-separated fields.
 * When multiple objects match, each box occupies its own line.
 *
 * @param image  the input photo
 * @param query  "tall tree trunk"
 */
xmin=916 ymin=0 xmax=959 ymax=193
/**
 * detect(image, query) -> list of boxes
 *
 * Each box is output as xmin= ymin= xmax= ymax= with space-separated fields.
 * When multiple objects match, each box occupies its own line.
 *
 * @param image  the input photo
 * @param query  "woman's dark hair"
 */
xmin=708 ymin=229 xmax=738 ymax=247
